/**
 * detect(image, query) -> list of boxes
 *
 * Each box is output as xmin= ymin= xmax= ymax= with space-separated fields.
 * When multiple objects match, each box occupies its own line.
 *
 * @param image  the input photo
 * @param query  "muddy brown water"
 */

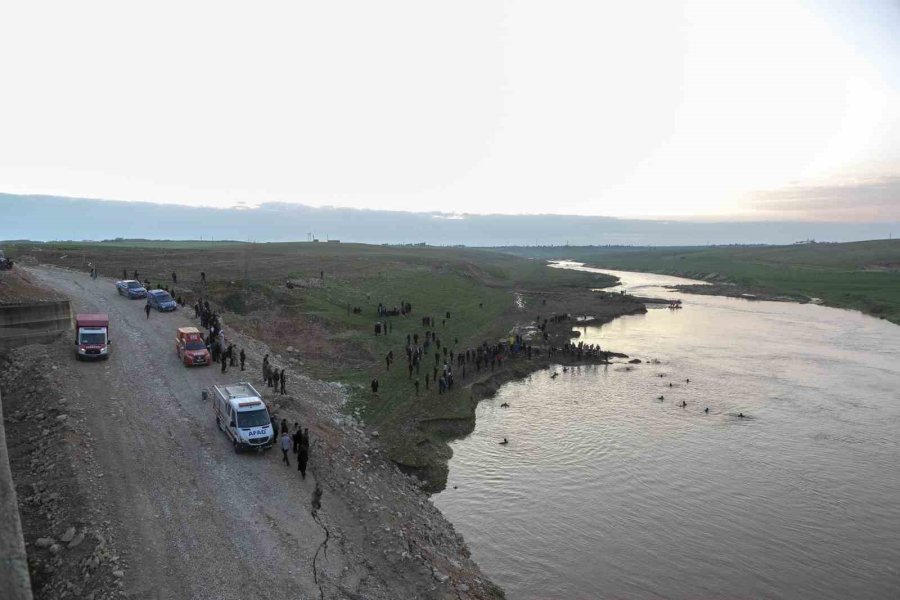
xmin=434 ymin=263 xmax=900 ymax=599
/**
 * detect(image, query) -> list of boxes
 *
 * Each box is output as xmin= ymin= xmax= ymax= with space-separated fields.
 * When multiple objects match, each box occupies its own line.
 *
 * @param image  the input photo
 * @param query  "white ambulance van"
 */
xmin=212 ymin=383 xmax=275 ymax=453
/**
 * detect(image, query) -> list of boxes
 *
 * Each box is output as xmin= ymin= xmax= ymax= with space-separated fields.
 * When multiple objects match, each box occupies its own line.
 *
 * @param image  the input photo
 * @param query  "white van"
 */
xmin=212 ymin=383 xmax=275 ymax=453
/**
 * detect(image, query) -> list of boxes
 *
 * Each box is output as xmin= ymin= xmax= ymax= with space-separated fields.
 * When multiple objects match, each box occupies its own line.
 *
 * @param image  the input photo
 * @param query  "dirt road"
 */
xmin=20 ymin=265 xmax=493 ymax=600
xmin=26 ymin=266 xmax=347 ymax=599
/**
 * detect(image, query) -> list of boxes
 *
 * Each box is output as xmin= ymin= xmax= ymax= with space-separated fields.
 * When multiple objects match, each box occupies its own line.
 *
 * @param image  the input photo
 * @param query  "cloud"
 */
xmin=744 ymin=175 xmax=900 ymax=221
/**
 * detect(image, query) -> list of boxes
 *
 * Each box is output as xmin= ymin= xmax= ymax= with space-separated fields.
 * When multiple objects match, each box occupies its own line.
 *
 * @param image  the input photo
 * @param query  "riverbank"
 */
xmin=497 ymin=240 xmax=900 ymax=324
xmin=670 ymin=283 xmax=812 ymax=303
xmin=346 ymin=285 xmax=647 ymax=492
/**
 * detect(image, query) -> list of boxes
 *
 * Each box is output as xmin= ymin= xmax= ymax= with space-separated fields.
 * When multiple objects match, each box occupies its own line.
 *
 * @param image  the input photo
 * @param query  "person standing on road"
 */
xmin=262 ymin=354 xmax=269 ymax=382
xmin=292 ymin=422 xmax=302 ymax=453
xmin=220 ymin=349 xmax=228 ymax=373
xmin=201 ymin=271 xmax=206 ymax=284
xmin=229 ymin=344 xmax=236 ymax=367
xmin=172 ymin=271 xmax=177 ymax=284
xmin=279 ymin=369 xmax=286 ymax=395
xmin=297 ymin=429 xmax=309 ymax=479
xmin=144 ymin=302 xmax=151 ymax=319
xmin=281 ymin=432 xmax=291 ymax=466
xmin=240 ymin=348 xmax=246 ymax=371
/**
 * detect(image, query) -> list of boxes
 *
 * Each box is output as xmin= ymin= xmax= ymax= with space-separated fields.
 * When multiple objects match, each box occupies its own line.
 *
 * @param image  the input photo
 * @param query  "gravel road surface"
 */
xmin=25 ymin=266 xmax=356 ymax=600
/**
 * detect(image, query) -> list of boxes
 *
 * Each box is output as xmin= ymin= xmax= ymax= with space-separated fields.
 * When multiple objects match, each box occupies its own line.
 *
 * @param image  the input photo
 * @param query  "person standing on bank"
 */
xmin=240 ymin=348 xmax=246 ymax=371
xmin=280 ymin=368 xmax=286 ymax=395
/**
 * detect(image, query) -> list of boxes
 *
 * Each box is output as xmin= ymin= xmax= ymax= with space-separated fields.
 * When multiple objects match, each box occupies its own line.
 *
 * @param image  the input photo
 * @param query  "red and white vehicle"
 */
xmin=175 ymin=326 xmax=210 ymax=367
xmin=75 ymin=313 xmax=110 ymax=360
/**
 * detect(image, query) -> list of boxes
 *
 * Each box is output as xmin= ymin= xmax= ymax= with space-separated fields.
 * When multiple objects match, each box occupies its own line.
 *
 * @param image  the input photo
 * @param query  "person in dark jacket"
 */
xmin=279 ymin=369 xmax=286 ymax=395
xmin=292 ymin=422 xmax=302 ymax=454
xmin=172 ymin=271 xmax=177 ymax=284
xmin=144 ymin=302 xmax=151 ymax=319
xmin=297 ymin=429 xmax=310 ymax=479
xmin=240 ymin=348 xmax=246 ymax=371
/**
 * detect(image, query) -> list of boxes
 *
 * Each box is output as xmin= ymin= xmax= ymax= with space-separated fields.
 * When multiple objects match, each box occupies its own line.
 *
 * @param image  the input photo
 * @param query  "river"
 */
xmin=433 ymin=263 xmax=900 ymax=599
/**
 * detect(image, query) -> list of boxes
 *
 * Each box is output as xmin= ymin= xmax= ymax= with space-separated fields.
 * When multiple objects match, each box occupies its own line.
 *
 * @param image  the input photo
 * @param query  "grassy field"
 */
xmin=6 ymin=241 xmax=622 ymax=488
xmin=500 ymin=239 xmax=900 ymax=324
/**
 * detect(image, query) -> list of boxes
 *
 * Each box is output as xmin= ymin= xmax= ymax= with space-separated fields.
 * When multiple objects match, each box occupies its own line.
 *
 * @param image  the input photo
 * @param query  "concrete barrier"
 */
xmin=0 ymin=301 xmax=72 ymax=351
xmin=0 ymin=388 xmax=34 ymax=600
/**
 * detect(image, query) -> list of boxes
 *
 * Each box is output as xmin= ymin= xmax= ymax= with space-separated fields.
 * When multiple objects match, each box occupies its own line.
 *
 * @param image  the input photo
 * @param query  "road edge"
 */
xmin=0 ymin=387 xmax=34 ymax=600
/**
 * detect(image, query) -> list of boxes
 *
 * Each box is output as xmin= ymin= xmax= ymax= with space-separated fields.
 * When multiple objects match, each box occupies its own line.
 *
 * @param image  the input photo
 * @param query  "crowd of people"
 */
xmin=278 ymin=420 xmax=310 ymax=478
xmin=364 ymin=302 xmax=617 ymax=401
xmin=547 ymin=340 xmax=608 ymax=360
xmin=368 ymin=303 xmax=551 ymax=399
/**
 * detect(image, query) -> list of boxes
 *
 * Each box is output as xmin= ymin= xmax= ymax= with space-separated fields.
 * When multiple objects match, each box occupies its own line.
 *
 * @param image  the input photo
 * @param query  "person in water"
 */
xmin=500 ymin=438 xmax=509 ymax=445
xmin=738 ymin=412 xmax=744 ymax=418
xmin=704 ymin=407 xmax=709 ymax=413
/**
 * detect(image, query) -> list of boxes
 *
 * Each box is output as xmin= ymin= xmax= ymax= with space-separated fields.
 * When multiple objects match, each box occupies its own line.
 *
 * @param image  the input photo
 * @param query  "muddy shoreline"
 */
xmin=394 ymin=303 xmax=644 ymax=493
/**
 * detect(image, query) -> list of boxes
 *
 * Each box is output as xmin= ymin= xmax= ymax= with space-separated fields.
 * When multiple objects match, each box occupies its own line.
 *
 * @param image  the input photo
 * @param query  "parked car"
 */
xmin=176 ymin=326 xmax=210 ymax=366
xmin=116 ymin=279 xmax=147 ymax=299
xmin=146 ymin=289 xmax=177 ymax=312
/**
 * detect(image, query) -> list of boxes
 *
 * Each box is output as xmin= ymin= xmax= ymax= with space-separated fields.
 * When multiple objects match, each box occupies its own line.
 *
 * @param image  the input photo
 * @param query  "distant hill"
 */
xmin=3 ymin=192 xmax=897 ymax=246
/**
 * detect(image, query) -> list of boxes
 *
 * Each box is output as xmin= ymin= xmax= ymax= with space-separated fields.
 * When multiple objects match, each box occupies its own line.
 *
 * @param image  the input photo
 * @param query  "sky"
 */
xmin=1 ymin=0 xmax=899 ymax=221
